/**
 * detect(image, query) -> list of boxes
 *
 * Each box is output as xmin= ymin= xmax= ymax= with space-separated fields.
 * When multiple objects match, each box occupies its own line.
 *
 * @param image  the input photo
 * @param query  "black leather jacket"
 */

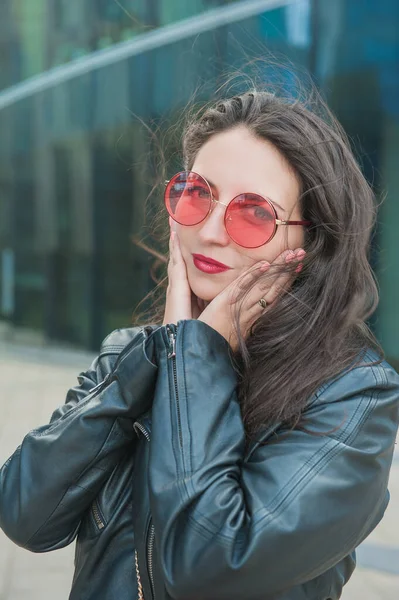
xmin=1 ymin=320 xmax=398 ymax=599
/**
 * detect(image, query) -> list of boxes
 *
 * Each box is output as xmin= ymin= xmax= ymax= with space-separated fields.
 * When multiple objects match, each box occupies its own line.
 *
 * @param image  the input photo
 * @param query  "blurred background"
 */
xmin=0 ymin=0 xmax=398 ymax=361
xmin=0 ymin=1 xmax=398 ymax=599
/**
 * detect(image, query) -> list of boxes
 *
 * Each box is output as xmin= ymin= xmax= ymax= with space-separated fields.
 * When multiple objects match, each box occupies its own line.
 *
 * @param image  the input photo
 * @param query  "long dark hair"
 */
xmin=131 ymin=87 xmax=383 ymax=443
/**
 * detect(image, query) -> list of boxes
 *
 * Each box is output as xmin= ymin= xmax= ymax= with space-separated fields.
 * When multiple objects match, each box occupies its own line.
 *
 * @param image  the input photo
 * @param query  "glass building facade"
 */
xmin=0 ymin=0 xmax=398 ymax=364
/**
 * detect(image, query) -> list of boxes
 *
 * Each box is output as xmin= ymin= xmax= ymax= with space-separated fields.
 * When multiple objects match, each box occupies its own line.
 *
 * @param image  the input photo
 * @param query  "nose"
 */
xmin=196 ymin=198 xmax=231 ymax=246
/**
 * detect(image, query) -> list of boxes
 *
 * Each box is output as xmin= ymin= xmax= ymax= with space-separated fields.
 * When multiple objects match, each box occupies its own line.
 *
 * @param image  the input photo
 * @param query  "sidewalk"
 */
xmin=0 ymin=336 xmax=398 ymax=599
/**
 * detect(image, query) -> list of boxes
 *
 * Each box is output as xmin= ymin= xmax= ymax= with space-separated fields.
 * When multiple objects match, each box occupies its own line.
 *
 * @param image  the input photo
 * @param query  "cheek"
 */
xmin=252 ymin=226 xmax=305 ymax=263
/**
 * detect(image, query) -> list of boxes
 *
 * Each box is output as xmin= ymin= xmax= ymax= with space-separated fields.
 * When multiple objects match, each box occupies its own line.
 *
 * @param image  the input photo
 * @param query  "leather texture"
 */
xmin=1 ymin=319 xmax=398 ymax=600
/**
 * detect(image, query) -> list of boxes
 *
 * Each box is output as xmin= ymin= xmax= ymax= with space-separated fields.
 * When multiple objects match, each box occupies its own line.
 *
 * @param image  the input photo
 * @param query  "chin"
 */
xmin=188 ymin=275 xmax=223 ymax=303
xmin=185 ymin=255 xmax=235 ymax=302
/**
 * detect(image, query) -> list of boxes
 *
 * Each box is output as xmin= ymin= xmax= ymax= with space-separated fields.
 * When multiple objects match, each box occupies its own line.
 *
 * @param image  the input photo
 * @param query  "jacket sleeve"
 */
xmin=0 ymin=326 xmax=158 ymax=552
xmin=147 ymin=320 xmax=399 ymax=600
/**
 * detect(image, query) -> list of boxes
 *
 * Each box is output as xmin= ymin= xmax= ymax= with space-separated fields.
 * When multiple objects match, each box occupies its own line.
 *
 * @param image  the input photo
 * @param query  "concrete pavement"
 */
xmin=0 ymin=333 xmax=398 ymax=599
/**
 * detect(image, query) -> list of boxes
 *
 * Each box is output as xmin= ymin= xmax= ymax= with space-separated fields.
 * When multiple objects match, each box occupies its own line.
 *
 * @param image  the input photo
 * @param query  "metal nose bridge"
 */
xmin=211 ymin=197 xmax=229 ymax=208
xmin=208 ymin=196 xmax=233 ymax=222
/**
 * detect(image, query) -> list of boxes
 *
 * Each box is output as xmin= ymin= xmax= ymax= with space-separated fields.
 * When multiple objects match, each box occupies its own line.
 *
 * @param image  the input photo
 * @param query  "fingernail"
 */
xmin=295 ymin=263 xmax=303 ymax=274
xmin=296 ymin=250 xmax=306 ymax=259
xmin=259 ymin=261 xmax=270 ymax=271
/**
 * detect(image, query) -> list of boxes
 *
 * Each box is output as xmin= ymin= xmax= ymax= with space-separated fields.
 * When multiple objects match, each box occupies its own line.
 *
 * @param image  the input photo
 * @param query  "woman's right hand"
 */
xmin=162 ymin=229 xmax=205 ymax=326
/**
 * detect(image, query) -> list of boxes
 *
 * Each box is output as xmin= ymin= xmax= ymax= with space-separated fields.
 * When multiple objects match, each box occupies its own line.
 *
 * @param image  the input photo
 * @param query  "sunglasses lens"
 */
xmin=164 ymin=172 xmax=211 ymax=225
xmin=225 ymin=194 xmax=276 ymax=248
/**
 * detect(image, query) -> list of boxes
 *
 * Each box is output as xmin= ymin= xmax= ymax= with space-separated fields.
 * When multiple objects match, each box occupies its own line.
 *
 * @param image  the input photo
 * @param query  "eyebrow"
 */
xmin=205 ymin=176 xmax=286 ymax=213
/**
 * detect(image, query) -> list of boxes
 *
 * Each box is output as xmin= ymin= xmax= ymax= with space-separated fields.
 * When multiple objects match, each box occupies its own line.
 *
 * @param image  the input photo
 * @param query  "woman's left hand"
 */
xmin=198 ymin=248 xmax=305 ymax=351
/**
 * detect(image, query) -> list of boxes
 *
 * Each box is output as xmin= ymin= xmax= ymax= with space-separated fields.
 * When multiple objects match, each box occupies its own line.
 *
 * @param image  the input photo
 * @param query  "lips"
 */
xmin=192 ymin=254 xmax=230 ymax=269
xmin=192 ymin=254 xmax=231 ymax=275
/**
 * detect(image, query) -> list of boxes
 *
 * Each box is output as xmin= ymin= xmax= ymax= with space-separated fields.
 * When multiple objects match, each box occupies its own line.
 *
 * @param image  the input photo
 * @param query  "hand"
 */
xmin=198 ymin=248 xmax=306 ymax=351
xmin=162 ymin=231 xmax=206 ymax=326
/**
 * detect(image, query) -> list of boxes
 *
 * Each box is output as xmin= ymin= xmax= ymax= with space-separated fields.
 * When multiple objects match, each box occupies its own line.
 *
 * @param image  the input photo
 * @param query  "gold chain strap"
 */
xmin=135 ymin=550 xmax=145 ymax=600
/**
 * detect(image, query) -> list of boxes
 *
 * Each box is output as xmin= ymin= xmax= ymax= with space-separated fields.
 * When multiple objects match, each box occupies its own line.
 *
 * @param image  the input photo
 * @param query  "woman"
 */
xmin=1 ymin=90 xmax=398 ymax=600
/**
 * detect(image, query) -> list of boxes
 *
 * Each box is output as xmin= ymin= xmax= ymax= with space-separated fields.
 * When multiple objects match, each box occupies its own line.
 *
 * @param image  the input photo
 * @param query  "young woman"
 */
xmin=1 ymin=90 xmax=398 ymax=600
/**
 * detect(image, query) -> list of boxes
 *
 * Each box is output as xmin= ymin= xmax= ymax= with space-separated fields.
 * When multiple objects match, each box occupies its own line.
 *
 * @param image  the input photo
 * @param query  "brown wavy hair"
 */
xmin=131 ymin=85 xmax=383 ymax=443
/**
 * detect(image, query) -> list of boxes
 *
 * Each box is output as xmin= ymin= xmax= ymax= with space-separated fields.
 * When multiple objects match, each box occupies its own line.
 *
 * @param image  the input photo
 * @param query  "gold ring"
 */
xmin=258 ymin=298 xmax=267 ymax=309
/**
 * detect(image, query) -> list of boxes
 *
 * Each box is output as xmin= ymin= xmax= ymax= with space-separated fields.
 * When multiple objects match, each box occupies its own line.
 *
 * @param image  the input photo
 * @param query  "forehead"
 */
xmin=191 ymin=126 xmax=300 ymax=209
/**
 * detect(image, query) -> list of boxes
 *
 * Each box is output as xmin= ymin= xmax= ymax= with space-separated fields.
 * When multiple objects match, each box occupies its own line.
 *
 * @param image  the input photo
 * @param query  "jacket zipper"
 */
xmin=166 ymin=324 xmax=183 ymax=449
xmin=147 ymin=520 xmax=156 ymax=598
xmin=91 ymin=498 xmax=105 ymax=530
xmin=134 ymin=421 xmax=151 ymax=442
xmin=134 ymin=323 xmax=180 ymax=599
xmin=133 ymin=419 xmax=155 ymax=599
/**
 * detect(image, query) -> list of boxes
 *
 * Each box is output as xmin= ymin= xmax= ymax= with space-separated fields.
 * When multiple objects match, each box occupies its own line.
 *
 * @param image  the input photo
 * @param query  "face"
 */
xmin=171 ymin=125 xmax=304 ymax=302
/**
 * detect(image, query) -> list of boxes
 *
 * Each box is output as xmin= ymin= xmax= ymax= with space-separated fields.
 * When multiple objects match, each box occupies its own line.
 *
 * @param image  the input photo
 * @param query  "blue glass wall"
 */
xmin=0 ymin=0 xmax=398 ymax=364
xmin=0 ymin=1 xmax=239 ymax=90
xmin=315 ymin=0 xmax=399 ymax=364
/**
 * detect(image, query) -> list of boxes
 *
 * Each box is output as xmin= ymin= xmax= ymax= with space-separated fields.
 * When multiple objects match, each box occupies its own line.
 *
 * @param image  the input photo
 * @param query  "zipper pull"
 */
xmin=167 ymin=326 xmax=176 ymax=359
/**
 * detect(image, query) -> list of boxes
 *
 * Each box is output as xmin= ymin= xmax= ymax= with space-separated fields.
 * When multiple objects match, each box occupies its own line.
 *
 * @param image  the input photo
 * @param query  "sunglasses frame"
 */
xmin=164 ymin=171 xmax=311 ymax=249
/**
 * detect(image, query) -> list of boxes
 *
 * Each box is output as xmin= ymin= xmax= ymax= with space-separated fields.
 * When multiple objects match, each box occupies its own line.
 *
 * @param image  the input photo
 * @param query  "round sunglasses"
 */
xmin=164 ymin=171 xmax=311 ymax=249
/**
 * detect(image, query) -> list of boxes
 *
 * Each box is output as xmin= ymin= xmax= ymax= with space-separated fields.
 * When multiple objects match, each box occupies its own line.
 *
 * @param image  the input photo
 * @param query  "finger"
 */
xmin=168 ymin=231 xmax=175 ymax=263
xmin=168 ymin=232 xmax=184 ymax=270
xmin=167 ymin=234 xmax=188 ymax=294
xmin=227 ymin=249 xmax=289 ymax=307
xmin=173 ymin=234 xmax=188 ymax=272
xmin=262 ymin=248 xmax=305 ymax=305
xmin=224 ymin=247 xmax=303 ymax=308
xmin=225 ymin=260 xmax=270 ymax=305
xmin=238 ymin=248 xmax=304 ymax=315
xmin=222 ymin=249 xmax=305 ymax=341
xmin=171 ymin=232 xmax=182 ymax=258
xmin=169 ymin=231 xmax=177 ymax=260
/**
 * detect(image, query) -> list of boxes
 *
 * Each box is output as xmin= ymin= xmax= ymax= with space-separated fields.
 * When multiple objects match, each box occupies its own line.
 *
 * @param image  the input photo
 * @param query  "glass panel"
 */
xmin=316 ymin=0 xmax=399 ymax=366
xmin=0 ymin=1 xmax=242 ymax=89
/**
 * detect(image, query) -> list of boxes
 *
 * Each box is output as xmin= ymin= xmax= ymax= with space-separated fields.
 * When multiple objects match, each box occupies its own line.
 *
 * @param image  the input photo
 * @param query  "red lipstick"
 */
xmin=192 ymin=254 xmax=231 ymax=274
